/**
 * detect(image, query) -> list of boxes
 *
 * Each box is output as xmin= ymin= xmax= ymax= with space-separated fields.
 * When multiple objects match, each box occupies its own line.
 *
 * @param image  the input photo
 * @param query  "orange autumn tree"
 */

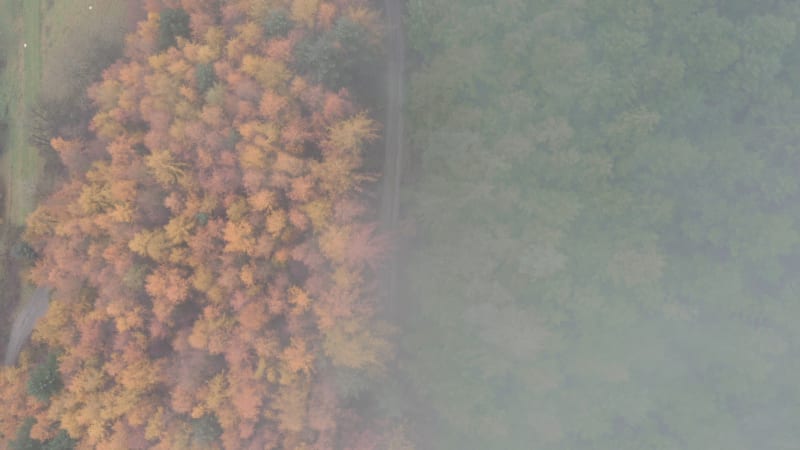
xmin=0 ymin=0 xmax=405 ymax=448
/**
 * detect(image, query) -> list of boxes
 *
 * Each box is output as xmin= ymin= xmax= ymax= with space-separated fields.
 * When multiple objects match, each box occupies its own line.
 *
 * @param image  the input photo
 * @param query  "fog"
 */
xmin=384 ymin=0 xmax=800 ymax=448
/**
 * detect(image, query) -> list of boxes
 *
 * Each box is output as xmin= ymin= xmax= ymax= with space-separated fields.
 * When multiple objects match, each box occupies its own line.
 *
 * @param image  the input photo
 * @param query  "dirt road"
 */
xmin=3 ymin=286 xmax=49 ymax=365
xmin=379 ymin=0 xmax=406 ymax=310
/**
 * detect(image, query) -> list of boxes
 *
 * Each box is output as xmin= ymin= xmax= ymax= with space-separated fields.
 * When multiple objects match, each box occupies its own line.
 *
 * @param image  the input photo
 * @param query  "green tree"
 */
xmin=9 ymin=418 xmax=43 ymax=450
xmin=196 ymin=63 xmax=216 ymax=95
xmin=263 ymin=8 xmax=293 ymax=39
xmin=295 ymin=16 xmax=377 ymax=89
xmin=44 ymin=430 xmax=77 ymax=450
xmin=27 ymin=354 xmax=63 ymax=402
xmin=190 ymin=413 xmax=222 ymax=446
xmin=158 ymin=8 xmax=191 ymax=51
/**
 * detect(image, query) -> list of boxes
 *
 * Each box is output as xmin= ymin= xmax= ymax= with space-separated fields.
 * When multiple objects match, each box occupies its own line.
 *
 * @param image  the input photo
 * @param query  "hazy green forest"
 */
xmin=399 ymin=0 xmax=800 ymax=448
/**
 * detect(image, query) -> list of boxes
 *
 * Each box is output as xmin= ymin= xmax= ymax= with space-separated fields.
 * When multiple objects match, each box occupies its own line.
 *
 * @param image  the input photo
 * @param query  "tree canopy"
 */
xmin=400 ymin=0 xmax=800 ymax=448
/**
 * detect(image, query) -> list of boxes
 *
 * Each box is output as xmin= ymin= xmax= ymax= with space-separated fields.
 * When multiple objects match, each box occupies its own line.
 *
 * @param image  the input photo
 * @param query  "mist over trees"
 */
xmin=399 ymin=0 xmax=800 ymax=448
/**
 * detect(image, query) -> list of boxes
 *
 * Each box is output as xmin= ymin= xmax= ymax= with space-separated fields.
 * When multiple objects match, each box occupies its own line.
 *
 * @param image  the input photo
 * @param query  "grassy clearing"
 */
xmin=0 ymin=0 xmax=41 ymax=228
xmin=41 ymin=0 xmax=137 ymax=101
xmin=6 ymin=0 xmax=42 ymax=226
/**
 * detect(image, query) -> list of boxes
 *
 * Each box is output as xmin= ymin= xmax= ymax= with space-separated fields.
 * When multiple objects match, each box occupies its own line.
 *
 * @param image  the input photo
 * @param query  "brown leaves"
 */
xmin=223 ymin=219 xmax=255 ymax=253
xmin=247 ymin=189 xmax=276 ymax=212
xmin=283 ymin=337 xmax=314 ymax=374
xmin=145 ymin=266 xmax=191 ymax=321
xmin=259 ymin=90 xmax=289 ymax=119
xmin=145 ymin=149 xmax=187 ymax=186
xmin=318 ymin=224 xmax=349 ymax=263
xmin=238 ymin=300 xmax=267 ymax=331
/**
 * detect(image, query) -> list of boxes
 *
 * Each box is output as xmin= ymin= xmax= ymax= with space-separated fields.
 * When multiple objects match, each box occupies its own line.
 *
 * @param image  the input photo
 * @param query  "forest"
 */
xmin=0 ymin=0 xmax=409 ymax=448
xmin=6 ymin=0 xmax=800 ymax=449
xmin=398 ymin=0 xmax=800 ymax=448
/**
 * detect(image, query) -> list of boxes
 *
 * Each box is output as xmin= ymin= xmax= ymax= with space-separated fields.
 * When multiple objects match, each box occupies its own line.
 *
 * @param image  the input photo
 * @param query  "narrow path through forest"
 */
xmin=379 ymin=0 xmax=405 ymax=311
xmin=4 ymin=287 xmax=49 ymax=365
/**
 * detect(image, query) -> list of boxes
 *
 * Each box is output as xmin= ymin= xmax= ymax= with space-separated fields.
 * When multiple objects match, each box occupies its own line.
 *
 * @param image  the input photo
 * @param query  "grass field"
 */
xmin=41 ymin=0 xmax=139 ymax=101
xmin=0 ymin=0 xmax=38 ymax=228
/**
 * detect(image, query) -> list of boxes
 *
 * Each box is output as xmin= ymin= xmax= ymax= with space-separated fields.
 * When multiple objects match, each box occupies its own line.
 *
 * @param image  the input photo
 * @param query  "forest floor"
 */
xmin=0 ymin=0 xmax=140 ymax=363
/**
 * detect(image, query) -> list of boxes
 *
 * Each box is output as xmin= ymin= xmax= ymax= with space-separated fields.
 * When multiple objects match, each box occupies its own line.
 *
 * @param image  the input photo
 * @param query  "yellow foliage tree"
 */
xmin=129 ymin=229 xmax=171 ymax=262
xmin=292 ymin=0 xmax=320 ymax=27
xmin=224 ymin=220 xmax=255 ymax=253
xmin=145 ymin=149 xmax=187 ymax=186
xmin=327 ymin=112 xmax=378 ymax=154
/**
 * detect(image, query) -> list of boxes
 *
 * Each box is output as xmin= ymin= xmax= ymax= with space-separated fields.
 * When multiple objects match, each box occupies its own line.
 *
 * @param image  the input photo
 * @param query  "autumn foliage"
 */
xmin=0 ymin=0 xmax=400 ymax=448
